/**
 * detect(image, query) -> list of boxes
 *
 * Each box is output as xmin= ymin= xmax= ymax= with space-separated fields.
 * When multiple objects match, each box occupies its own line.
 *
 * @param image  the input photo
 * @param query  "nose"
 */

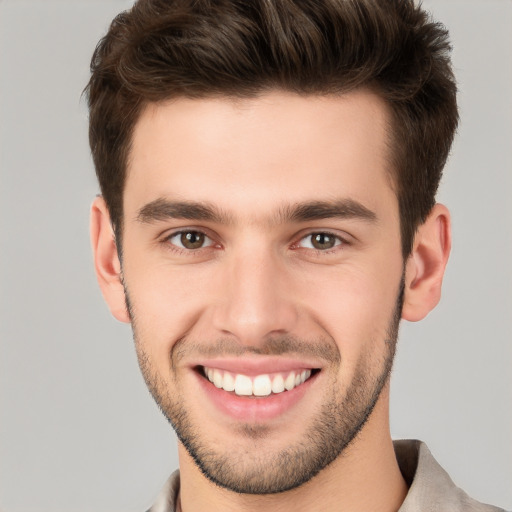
xmin=212 ymin=243 xmax=299 ymax=347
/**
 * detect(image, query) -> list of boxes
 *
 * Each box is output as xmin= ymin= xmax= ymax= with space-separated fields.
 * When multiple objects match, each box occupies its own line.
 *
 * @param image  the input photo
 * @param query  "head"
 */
xmin=87 ymin=0 xmax=458 ymax=258
xmin=88 ymin=0 xmax=457 ymax=496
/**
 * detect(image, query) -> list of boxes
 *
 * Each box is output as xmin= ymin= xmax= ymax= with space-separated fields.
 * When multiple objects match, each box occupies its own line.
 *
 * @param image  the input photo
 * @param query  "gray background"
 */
xmin=0 ymin=0 xmax=511 ymax=510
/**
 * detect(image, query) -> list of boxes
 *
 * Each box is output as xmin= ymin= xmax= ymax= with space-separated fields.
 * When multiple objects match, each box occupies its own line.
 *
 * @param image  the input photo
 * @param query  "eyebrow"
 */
xmin=280 ymin=199 xmax=377 ymax=224
xmin=136 ymin=198 xmax=377 ymax=225
xmin=137 ymin=198 xmax=234 ymax=224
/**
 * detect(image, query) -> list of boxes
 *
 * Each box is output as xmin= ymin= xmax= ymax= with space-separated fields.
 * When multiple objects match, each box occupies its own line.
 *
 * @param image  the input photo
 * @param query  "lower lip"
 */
xmin=195 ymin=370 xmax=318 ymax=422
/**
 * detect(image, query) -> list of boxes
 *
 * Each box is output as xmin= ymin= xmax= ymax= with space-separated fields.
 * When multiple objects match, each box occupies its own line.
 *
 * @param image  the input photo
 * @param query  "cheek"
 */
xmin=124 ymin=261 xmax=215 ymax=363
xmin=297 ymin=263 xmax=402 ymax=360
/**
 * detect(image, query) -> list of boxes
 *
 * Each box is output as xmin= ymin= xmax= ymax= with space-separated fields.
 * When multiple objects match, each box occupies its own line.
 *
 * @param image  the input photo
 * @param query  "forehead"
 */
xmin=125 ymin=90 xmax=396 ymax=223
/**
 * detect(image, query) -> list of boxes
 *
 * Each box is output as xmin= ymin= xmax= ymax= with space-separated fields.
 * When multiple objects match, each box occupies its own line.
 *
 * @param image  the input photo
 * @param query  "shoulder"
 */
xmin=146 ymin=470 xmax=180 ymax=512
xmin=394 ymin=440 xmax=507 ymax=512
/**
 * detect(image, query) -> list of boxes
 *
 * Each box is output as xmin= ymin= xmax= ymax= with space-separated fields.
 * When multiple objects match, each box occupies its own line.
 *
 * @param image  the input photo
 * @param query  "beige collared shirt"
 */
xmin=147 ymin=440 xmax=506 ymax=512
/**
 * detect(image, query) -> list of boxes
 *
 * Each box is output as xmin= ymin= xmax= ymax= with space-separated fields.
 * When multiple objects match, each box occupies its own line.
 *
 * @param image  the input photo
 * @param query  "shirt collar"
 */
xmin=147 ymin=440 xmax=500 ymax=512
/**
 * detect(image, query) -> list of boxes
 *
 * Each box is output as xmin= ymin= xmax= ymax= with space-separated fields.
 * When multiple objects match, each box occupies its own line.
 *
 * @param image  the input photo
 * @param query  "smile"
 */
xmin=202 ymin=366 xmax=314 ymax=397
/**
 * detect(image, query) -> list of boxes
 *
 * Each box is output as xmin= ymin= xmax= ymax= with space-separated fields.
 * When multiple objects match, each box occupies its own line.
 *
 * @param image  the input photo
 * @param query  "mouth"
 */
xmin=199 ymin=366 xmax=318 ymax=397
xmin=192 ymin=361 xmax=321 ymax=422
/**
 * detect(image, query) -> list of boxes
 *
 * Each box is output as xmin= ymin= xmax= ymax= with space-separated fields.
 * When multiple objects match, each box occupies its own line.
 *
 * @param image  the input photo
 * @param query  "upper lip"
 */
xmin=192 ymin=356 xmax=322 ymax=376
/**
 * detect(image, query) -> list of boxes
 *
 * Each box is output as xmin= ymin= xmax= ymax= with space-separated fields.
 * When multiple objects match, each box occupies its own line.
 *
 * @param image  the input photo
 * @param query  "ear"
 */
xmin=90 ymin=196 xmax=131 ymax=323
xmin=402 ymin=203 xmax=451 ymax=322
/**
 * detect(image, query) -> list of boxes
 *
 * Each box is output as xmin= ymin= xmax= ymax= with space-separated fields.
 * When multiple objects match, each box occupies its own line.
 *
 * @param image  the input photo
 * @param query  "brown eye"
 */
xmin=180 ymin=231 xmax=205 ymax=249
xmin=167 ymin=230 xmax=213 ymax=250
xmin=298 ymin=232 xmax=342 ymax=251
xmin=311 ymin=233 xmax=336 ymax=250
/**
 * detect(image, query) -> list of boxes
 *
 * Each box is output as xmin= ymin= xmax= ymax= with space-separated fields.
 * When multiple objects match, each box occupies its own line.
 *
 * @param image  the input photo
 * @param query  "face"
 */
xmin=120 ymin=90 xmax=405 ymax=493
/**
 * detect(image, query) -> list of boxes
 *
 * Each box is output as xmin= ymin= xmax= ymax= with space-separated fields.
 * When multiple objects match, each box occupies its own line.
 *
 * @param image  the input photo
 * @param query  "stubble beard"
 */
xmin=126 ymin=282 xmax=403 ymax=495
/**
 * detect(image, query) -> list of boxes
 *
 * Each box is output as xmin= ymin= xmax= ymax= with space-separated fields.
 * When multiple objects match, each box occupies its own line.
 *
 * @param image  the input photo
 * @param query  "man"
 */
xmin=86 ymin=1 xmax=504 ymax=511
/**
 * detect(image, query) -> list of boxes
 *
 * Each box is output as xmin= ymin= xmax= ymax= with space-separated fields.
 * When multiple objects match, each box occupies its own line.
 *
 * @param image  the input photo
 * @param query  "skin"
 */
xmin=91 ymin=90 xmax=451 ymax=512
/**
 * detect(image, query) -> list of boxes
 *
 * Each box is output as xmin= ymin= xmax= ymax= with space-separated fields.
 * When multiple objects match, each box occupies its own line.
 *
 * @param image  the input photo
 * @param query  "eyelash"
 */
xmin=162 ymin=230 xmax=217 ymax=256
xmin=160 ymin=229 xmax=349 ymax=256
xmin=293 ymin=231 xmax=348 ymax=254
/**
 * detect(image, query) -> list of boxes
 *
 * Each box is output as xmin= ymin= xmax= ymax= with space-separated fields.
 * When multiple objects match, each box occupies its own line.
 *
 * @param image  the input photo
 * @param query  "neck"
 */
xmin=177 ymin=389 xmax=407 ymax=512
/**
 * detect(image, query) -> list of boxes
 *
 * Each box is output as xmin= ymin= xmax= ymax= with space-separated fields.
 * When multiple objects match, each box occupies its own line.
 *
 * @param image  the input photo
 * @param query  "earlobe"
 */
xmin=402 ymin=204 xmax=451 ymax=322
xmin=90 ymin=196 xmax=131 ymax=323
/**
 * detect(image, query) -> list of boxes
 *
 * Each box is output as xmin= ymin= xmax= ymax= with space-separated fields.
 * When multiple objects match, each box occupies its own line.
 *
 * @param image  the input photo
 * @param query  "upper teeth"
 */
xmin=203 ymin=367 xmax=312 ymax=396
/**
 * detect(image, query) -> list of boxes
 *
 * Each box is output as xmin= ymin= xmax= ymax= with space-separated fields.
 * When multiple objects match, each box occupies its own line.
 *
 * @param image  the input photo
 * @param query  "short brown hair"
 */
xmin=86 ymin=0 xmax=458 ymax=257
